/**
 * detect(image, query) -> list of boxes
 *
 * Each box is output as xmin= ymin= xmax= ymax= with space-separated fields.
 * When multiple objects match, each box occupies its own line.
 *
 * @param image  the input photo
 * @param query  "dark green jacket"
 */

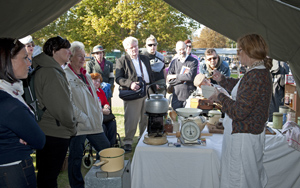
xmin=32 ymin=53 xmax=77 ymax=138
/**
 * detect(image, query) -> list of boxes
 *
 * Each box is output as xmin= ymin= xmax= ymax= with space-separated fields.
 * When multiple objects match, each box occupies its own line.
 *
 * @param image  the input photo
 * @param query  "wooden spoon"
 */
xmin=169 ymin=110 xmax=177 ymax=122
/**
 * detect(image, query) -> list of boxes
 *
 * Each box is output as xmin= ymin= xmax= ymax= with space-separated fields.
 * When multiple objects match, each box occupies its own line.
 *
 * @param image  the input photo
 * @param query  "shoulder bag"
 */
xmin=119 ymin=57 xmax=146 ymax=101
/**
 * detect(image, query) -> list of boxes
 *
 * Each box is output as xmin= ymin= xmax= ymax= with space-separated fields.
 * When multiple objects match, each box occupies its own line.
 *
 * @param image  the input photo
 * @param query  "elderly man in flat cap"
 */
xmin=86 ymin=45 xmax=114 ymax=105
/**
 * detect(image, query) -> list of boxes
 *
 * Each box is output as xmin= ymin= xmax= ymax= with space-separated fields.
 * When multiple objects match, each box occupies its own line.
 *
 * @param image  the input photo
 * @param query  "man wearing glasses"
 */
xmin=142 ymin=35 xmax=166 ymax=93
xmin=199 ymin=48 xmax=231 ymax=84
xmin=184 ymin=39 xmax=200 ymax=74
xmin=167 ymin=41 xmax=198 ymax=110
xmin=115 ymin=36 xmax=155 ymax=152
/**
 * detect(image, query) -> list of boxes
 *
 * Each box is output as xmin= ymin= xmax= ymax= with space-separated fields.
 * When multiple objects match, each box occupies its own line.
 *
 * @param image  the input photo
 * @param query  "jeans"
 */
xmin=68 ymin=133 xmax=110 ymax=188
xmin=102 ymin=120 xmax=117 ymax=146
xmin=37 ymin=136 xmax=70 ymax=188
xmin=0 ymin=158 xmax=36 ymax=188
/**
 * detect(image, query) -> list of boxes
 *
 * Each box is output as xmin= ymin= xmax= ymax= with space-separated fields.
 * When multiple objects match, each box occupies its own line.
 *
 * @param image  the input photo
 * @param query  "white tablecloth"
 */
xmin=131 ymin=126 xmax=300 ymax=188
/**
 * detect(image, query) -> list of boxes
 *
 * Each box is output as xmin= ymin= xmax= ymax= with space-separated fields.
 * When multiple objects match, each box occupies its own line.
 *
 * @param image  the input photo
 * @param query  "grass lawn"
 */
xmin=32 ymin=106 xmax=137 ymax=188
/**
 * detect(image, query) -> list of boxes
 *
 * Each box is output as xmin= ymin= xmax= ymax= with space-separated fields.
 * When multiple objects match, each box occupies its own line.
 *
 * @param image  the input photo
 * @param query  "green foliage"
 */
xmin=32 ymin=0 xmax=200 ymax=53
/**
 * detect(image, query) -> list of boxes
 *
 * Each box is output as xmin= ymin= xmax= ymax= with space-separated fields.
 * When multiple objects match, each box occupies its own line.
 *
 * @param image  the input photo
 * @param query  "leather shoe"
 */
xmin=123 ymin=144 xmax=132 ymax=152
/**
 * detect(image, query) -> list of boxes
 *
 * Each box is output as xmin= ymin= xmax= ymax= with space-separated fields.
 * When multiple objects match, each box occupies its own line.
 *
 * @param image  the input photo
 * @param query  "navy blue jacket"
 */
xmin=0 ymin=91 xmax=45 ymax=164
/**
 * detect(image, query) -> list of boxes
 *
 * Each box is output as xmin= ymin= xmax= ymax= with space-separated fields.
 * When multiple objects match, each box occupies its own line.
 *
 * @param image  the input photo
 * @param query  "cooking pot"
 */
xmin=93 ymin=148 xmax=125 ymax=172
xmin=208 ymin=109 xmax=222 ymax=125
xmin=145 ymin=84 xmax=169 ymax=114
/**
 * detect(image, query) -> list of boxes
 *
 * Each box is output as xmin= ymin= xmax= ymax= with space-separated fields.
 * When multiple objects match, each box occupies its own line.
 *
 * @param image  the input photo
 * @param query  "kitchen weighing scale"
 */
xmin=176 ymin=108 xmax=202 ymax=145
xmin=180 ymin=119 xmax=201 ymax=145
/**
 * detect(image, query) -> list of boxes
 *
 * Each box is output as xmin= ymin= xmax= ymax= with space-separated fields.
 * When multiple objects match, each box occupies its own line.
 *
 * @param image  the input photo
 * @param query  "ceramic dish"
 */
xmin=176 ymin=108 xmax=202 ymax=117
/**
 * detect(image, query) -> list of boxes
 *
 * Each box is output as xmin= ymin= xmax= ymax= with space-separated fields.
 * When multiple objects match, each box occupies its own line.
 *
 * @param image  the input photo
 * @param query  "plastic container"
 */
xmin=273 ymin=112 xmax=283 ymax=129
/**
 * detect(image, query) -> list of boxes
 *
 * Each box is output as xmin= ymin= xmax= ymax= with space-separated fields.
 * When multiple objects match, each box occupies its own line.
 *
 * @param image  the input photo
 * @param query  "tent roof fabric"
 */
xmin=0 ymin=0 xmax=299 ymax=93
xmin=0 ymin=0 xmax=80 ymax=39
xmin=164 ymin=0 xmax=300 ymax=93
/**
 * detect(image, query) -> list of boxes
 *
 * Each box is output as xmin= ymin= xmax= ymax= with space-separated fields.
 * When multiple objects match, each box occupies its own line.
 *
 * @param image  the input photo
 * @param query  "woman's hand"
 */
xmin=212 ymin=70 xmax=222 ymax=82
xmin=209 ymin=87 xmax=221 ymax=103
xmin=104 ymin=104 xmax=110 ymax=110
xmin=103 ymin=108 xmax=110 ymax=115
xmin=19 ymin=139 xmax=27 ymax=145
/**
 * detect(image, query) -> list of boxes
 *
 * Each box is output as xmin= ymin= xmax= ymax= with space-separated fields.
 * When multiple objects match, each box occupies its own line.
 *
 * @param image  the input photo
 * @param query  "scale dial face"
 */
xmin=181 ymin=121 xmax=201 ymax=141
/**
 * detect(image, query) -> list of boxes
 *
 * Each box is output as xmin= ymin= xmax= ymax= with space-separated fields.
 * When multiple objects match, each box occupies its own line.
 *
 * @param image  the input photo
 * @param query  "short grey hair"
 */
xmin=122 ymin=36 xmax=138 ymax=50
xmin=176 ymin=41 xmax=186 ymax=50
xmin=146 ymin=34 xmax=157 ymax=44
xmin=70 ymin=41 xmax=85 ymax=56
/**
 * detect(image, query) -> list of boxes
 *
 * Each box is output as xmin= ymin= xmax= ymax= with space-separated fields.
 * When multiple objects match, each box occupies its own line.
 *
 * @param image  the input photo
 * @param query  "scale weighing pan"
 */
xmin=176 ymin=108 xmax=202 ymax=117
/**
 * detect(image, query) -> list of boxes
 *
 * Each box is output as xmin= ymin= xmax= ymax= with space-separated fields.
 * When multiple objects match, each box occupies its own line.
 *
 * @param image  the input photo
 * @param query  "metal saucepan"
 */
xmin=93 ymin=148 xmax=125 ymax=172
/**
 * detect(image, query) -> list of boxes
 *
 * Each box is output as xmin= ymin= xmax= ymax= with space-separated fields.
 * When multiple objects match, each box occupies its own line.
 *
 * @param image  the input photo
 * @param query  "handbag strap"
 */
xmin=138 ymin=56 xmax=144 ymax=80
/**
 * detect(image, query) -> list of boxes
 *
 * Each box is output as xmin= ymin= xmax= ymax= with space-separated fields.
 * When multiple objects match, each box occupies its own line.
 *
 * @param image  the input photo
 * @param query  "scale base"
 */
xmin=143 ymin=133 xmax=168 ymax=145
xmin=180 ymin=137 xmax=200 ymax=145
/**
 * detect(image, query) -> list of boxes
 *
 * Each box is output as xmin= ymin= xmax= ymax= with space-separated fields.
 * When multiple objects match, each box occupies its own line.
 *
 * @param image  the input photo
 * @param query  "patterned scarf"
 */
xmin=0 ymin=79 xmax=33 ymax=113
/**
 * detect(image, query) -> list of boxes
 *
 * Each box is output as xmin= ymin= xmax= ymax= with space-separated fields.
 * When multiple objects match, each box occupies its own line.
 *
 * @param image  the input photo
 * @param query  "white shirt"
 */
xmin=132 ymin=58 xmax=150 ymax=83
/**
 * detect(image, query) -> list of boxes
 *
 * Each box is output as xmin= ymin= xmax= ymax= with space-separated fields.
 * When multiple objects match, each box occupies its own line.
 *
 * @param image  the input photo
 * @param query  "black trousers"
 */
xmin=36 ymin=136 xmax=69 ymax=188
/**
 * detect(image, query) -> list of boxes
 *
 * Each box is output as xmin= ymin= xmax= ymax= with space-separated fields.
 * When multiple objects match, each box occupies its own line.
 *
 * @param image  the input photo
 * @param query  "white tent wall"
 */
xmin=164 ymin=0 xmax=300 ymax=94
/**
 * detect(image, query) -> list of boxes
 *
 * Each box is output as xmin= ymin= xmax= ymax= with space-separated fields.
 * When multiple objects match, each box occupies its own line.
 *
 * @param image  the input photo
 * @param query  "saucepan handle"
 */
xmin=93 ymin=160 xmax=109 ymax=167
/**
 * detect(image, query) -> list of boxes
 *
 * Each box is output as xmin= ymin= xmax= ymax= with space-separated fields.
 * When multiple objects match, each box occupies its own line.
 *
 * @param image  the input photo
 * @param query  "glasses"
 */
xmin=207 ymin=57 xmax=218 ymax=61
xmin=187 ymin=45 xmax=192 ymax=48
xmin=147 ymin=44 xmax=157 ymax=47
xmin=237 ymin=49 xmax=242 ymax=54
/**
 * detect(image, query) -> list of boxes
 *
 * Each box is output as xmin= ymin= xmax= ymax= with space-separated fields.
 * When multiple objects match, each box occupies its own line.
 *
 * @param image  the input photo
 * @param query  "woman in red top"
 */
xmin=90 ymin=73 xmax=116 ymax=146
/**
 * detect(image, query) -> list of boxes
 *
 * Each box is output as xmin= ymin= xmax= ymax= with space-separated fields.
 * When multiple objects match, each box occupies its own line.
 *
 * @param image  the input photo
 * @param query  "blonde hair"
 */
xmin=146 ymin=34 xmax=157 ymax=44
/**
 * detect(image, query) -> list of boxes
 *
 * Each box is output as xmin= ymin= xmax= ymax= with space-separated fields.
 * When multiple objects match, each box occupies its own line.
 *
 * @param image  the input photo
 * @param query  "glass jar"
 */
xmin=273 ymin=112 xmax=283 ymax=129
xmin=284 ymin=93 xmax=290 ymax=105
xmin=287 ymin=111 xmax=296 ymax=122
xmin=290 ymin=93 xmax=294 ymax=108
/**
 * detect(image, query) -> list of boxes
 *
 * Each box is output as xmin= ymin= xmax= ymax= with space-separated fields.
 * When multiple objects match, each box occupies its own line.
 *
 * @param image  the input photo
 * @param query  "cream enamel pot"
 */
xmin=208 ymin=109 xmax=222 ymax=125
xmin=93 ymin=148 xmax=125 ymax=172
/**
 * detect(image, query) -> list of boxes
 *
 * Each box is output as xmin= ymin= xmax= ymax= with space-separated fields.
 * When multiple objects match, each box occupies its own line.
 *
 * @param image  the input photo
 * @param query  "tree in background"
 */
xmin=192 ymin=27 xmax=235 ymax=48
xmin=33 ymin=0 xmax=200 ymax=53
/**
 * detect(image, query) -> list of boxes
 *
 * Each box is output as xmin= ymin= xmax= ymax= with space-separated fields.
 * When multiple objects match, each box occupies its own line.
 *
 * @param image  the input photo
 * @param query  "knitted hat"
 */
xmin=193 ymin=73 xmax=206 ymax=87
